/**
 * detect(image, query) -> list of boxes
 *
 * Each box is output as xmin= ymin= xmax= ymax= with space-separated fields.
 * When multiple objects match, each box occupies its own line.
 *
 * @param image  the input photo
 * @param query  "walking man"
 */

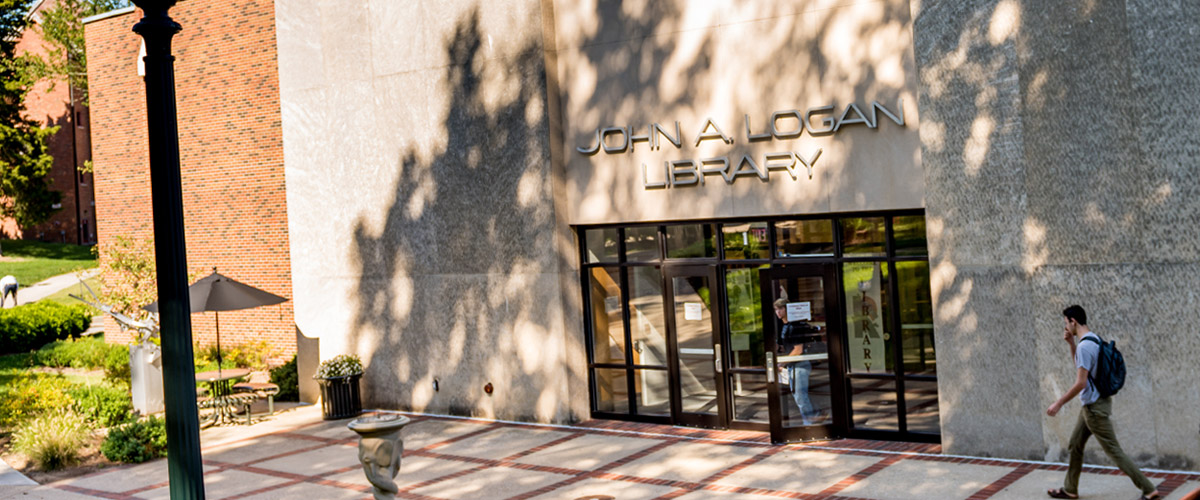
xmin=1046 ymin=305 xmax=1160 ymax=500
xmin=0 ymin=275 xmax=16 ymax=308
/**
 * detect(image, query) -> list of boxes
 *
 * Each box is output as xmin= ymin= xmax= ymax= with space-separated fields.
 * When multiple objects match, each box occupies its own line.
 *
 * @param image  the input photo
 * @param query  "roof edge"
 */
xmin=82 ymin=6 xmax=136 ymax=25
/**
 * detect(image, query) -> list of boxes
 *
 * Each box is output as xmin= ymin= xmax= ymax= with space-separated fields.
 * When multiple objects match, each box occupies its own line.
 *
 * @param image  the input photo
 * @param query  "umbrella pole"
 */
xmin=215 ymin=311 xmax=221 ymax=379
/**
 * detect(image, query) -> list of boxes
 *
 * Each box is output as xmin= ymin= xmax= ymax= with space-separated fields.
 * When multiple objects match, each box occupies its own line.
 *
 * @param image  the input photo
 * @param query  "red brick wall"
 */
xmin=4 ymin=0 xmax=97 ymax=245
xmin=86 ymin=1 xmax=295 ymax=361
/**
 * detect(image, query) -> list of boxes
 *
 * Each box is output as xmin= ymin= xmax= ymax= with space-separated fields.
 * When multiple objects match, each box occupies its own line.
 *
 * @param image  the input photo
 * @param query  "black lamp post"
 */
xmin=129 ymin=2 xmax=205 ymax=498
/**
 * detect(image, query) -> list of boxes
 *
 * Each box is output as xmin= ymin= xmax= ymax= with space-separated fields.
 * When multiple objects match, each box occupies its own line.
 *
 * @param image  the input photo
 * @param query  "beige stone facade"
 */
xmin=82 ymin=0 xmax=1200 ymax=470
xmin=552 ymin=0 xmax=925 ymax=224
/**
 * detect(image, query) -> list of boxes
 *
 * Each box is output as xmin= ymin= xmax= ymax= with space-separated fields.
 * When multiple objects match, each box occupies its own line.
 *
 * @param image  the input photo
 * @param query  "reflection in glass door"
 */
xmin=760 ymin=265 xmax=845 ymax=442
xmin=664 ymin=266 xmax=726 ymax=428
xmin=724 ymin=265 xmax=770 ymax=427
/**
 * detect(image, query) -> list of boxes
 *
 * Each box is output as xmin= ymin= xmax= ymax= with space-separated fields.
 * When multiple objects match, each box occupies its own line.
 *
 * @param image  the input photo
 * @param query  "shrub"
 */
xmin=315 ymin=354 xmax=362 ymax=379
xmin=12 ymin=411 xmax=91 ymax=471
xmin=269 ymin=355 xmax=299 ymax=402
xmin=0 ymin=302 xmax=93 ymax=355
xmin=68 ymin=384 xmax=134 ymax=428
xmin=35 ymin=336 xmax=116 ymax=369
xmin=0 ymin=376 xmax=74 ymax=429
xmin=102 ymin=343 xmax=131 ymax=384
xmin=101 ymin=416 xmax=167 ymax=464
xmin=194 ymin=339 xmax=278 ymax=372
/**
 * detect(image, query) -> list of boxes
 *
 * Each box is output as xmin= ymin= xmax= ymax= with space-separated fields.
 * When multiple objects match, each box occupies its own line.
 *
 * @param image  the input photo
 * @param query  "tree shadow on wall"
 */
xmin=914 ymin=0 xmax=1200 ymax=468
xmin=347 ymin=10 xmax=566 ymax=420
xmin=344 ymin=1 xmax=933 ymax=423
xmin=557 ymin=1 xmax=917 ymax=215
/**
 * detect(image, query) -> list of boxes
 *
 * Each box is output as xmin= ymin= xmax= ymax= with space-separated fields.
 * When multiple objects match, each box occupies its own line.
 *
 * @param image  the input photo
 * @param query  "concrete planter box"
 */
xmin=129 ymin=342 xmax=164 ymax=415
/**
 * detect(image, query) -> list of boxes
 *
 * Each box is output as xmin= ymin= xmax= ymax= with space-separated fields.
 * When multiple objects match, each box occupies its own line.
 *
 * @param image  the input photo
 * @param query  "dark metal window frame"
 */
xmin=577 ymin=209 xmax=936 ymax=439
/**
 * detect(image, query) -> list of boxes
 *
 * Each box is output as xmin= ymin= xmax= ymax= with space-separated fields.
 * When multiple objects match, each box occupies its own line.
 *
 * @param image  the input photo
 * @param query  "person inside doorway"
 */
xmin=1 ymin=275 xmax=17 ymax=308
xmin=775 ymin=298 xmax=818 ymax=425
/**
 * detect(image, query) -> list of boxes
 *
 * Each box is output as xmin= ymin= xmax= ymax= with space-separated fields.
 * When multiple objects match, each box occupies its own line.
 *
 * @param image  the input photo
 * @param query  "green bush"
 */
xmin=102 ymin=343 xmax=131 ymax=384
xmin=270 ymin=355 xmax=299 ymax=402
xmin=36 ymin=336 xmax=118 ymax=369
xmin=0 ymin=375 xmax=74 ymax=429
xmin=194 ymin=339 xmax=278 ymax=372
xmin=101 ymin=416 xmax=167 ymax=464
xmin=12 ymin=411 xmax=91 ymax=471
xmin=68 ymin=384 xmax=134 ymax=428
xmin=0 ymin=302 xmax=93 ymax=355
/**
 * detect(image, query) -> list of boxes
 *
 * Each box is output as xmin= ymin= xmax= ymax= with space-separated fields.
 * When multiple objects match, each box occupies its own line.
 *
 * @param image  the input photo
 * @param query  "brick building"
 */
xmin=84 ymin=1 xmax=295 ymax=362
xmin=3 ymin=0 xmax=97 ymax=245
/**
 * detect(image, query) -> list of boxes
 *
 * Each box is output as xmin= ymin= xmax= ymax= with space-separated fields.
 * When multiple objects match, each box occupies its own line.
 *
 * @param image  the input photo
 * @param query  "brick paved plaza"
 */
xmin=4 ymin=405 xmax=1195 ymax=500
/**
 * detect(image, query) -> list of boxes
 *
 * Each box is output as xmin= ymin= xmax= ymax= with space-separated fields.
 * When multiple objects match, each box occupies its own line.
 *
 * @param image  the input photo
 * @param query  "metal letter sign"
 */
xmin=581 ymin=100 xmax=904 ymax=189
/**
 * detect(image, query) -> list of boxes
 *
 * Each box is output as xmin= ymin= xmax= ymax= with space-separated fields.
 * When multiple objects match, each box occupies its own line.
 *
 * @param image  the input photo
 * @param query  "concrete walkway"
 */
xmin=8 ymin=268 xmax=99 ymax=307
xmin=0 ymin=458 xmax=36 ymax=490
xmin=6 ymin=405 xmax=1198 ymax=500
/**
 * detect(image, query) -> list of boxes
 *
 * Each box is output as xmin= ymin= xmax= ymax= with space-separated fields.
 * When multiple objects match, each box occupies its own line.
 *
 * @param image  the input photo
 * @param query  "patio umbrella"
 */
xmin=144 ymin=268 xmax=288 ymax=376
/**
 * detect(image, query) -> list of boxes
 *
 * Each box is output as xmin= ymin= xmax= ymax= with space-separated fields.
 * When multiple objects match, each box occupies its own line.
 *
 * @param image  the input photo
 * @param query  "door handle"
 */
xmin=766 ymin=352 xmax=775 ymax=383
xmin=714 ymin=344 xmax=722 ymax=373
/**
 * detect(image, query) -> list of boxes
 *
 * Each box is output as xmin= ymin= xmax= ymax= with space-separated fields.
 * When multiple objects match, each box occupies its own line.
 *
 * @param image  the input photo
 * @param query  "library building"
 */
xmin=86 ymin=0 xmax=1200 ymax=467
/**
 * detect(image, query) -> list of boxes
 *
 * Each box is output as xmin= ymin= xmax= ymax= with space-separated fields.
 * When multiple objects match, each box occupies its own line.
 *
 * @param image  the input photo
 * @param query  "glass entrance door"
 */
xmin=759 ymin=264 xmax=846 ymax=442
xmin=664 ymin=265 xmax=727 ymax=428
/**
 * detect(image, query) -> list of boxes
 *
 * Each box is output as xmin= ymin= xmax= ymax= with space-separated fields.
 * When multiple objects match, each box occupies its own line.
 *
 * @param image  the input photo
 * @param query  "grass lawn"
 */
xmin=0 ymin=239 xmax=97 ymax=286
xmin=39 ymin=276 xmax=102 ymax=307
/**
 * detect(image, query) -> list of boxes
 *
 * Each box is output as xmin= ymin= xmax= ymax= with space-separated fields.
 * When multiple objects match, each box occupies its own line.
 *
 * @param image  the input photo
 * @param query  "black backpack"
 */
xmin=1081 ymin=336 xmax=1126 ymax=398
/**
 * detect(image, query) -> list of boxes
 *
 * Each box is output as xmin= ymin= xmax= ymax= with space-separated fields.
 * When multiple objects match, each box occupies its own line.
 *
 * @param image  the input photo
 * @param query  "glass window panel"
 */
xmin=628 ymin=266 xmax=667 ymax=368
xmin=779 ymin=357 xmax=833 ymax=428
xmin=843 ymin=262 xmax=893 ymax=374
xmin=584 ymin=228 xmax=619 ymax=263
xmin=774 ymin=220 xmax=834 ymax=257
xmin=892 ymin=215 xmax=928 ymax=257
xmin=904 ymin=379 xmax=940 ymax=434
xmin=624 ymin=226 xmax=660 ymax=262
xmin=841 ymin=217 xmax=886 ymax=257
xmin=665 ymin=224 xmax=717 ymax=258
xmin=772 ymin=275 xmax=833 ymax=429
xmin=730 ymin=371 xmax=770 ymax=424
xmin=722 ymin=222 xmax=769 ymax=259
xmin=633 ymin=368 xmax=670 ymax=416
xmin=897 ymin=261 xmax=935 ymax=376
xmin=589 ymin=267 xmax=626 ymax=365
xmin=725 ymin=265 xmax=768 ymax=369
xmin=850 ymin=378 xmax=898 ymax=431
xmin=593 ymin=368 xmax=630 ymax=414
xmin=672 ymin=275 xmax=718 ymax=414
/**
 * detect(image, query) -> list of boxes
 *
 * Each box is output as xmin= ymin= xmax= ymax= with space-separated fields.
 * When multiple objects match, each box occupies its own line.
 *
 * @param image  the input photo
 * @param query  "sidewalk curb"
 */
xmin=0 ymin=457 xmax=37 ymax=487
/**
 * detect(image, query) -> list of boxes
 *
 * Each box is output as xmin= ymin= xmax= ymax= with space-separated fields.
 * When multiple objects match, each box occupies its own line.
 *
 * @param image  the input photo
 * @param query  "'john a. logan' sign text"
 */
xmin=576 ymin=101 xmax=906 ymax=189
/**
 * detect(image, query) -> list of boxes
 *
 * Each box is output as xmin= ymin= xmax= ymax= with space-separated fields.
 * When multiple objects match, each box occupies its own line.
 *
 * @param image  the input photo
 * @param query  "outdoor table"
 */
xmin=195 ymin=368 xmax=251 ymax=426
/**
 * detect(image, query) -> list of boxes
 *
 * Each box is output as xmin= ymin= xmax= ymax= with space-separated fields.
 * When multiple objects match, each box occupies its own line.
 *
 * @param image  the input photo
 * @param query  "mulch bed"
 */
xmin=0 ymin=426 xmax=120 ymax=484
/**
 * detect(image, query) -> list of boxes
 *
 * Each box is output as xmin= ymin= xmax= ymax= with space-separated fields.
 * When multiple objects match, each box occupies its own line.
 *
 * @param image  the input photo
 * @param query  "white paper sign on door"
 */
xmin=684 ymin=303 xmax=703 ymax=320
xmin=786 ymin=302 xmax=812 ymax=322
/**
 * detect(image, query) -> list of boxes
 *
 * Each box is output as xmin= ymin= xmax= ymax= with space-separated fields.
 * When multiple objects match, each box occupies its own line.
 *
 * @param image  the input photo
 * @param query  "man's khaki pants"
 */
xmin=1064 ymin=397 xmax=1156 ymax=495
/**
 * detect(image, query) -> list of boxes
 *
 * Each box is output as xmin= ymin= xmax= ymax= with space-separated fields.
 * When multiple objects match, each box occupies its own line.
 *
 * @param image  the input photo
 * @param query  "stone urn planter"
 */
xmin=348 ymin=412 xmax=412 ymax=500
xmin=316 ymin=354 xmax=364 ymax=420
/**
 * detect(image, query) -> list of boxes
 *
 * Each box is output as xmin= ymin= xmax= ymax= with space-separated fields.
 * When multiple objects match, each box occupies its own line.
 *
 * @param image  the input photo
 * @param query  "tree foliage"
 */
xmin=96 ymin=235 xmax=157 ymax=318
xmin=29 ymin=0 xmax=131 ymax=104
xmin=0 ymin=0 xmax=60 ymax=231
